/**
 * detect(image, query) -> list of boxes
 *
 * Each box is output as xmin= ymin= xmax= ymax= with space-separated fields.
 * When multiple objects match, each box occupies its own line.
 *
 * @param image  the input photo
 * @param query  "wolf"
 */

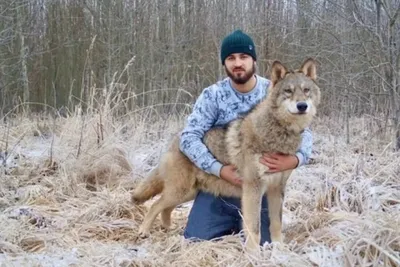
xmin=131 ymin=58 xmax=321 ymax=250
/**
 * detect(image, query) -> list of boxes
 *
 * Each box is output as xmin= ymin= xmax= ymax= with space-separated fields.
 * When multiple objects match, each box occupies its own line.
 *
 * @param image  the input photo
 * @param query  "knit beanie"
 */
xmin=220 ymin=30 xmax=257 ymax=65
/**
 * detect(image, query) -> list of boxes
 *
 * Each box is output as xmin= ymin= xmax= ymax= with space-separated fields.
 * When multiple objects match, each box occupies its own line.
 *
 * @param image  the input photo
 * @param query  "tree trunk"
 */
xmin=17 ymin=4 xmax=29 ymax=106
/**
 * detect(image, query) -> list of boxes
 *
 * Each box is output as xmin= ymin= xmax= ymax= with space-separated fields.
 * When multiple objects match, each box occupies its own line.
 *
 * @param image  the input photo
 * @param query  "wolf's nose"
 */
xmin=297 ymin=102 xmax=308 ymax=112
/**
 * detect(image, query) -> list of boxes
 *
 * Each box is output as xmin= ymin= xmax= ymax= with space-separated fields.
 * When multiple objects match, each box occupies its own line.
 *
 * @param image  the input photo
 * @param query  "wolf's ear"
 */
xmin=300 ymin=58 xmax=317 ymax=80
xmin=270 ymin=61 xmax=288 ymax=85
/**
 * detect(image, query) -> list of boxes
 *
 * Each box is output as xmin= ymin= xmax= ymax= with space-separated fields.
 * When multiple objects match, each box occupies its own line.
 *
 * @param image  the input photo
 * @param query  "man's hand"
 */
xmin=259 ymin=153 xmax=299 ymax=172
xmin=220 ymin=165 xmax=242 ymax=187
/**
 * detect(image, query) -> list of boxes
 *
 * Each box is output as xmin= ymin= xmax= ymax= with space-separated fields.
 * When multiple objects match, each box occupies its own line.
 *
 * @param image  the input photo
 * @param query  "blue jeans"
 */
xmin=183 ymin=191 xmax=271 ymax=245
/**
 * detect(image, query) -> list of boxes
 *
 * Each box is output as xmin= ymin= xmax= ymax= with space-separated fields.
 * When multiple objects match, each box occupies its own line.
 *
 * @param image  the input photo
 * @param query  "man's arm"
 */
xmin=295 ymin=127 xmax=313 ymax=167
xmin=179 ymin=87 xmax=223 ymax=177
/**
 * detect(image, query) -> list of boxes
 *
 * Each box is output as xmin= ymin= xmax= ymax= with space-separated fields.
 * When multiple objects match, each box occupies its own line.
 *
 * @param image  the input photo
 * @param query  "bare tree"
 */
xmin=1 ymin=0 xmax=399 ymax=148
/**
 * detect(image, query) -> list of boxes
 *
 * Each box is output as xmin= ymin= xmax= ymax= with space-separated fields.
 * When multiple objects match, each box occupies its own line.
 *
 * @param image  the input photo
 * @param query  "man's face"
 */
xmin=224 ymin=53 xmax=256 ymax=84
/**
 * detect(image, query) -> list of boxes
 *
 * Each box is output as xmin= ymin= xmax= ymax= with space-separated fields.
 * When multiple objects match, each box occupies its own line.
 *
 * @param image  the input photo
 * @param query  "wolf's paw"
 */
xmin=269 ymin=234 xmax=286 ymax=250
xmin=244 ymin=242 xmax=261 ymax=258
xmin=138 ymin=227 xmax=150 ymax=238
xmin=269 ymin=240 xmax=286 ymax=251
xmin=244 ymin=237 xmax=261 ymax=254
xmin=270 ymin=234 xmax=283 ymax=244
xmin=160 ymin=224 xmax=171 ymax=232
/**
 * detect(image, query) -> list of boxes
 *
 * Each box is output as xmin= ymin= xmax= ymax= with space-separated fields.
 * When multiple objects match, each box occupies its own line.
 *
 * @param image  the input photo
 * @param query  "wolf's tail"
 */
xmin=131 ymin=168 xmax=164 ymax=204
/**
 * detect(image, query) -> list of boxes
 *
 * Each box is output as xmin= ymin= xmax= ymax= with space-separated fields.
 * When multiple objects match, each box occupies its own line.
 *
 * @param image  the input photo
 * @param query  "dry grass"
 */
xmin=0 ymin=110 xmax=399 ymax=267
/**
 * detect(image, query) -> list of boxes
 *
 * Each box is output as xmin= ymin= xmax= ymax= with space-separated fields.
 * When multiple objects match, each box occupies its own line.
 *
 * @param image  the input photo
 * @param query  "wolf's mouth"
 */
xmin=289 ymin=110 xmax=308 ymax=115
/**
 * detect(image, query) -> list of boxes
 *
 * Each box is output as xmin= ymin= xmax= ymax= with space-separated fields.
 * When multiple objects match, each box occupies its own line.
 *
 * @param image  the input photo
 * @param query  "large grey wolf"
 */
xmin=132 ymin=58 xmax=321 ymax=250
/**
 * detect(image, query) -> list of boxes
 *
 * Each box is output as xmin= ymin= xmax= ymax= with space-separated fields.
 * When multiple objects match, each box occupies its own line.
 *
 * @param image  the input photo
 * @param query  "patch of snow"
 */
xmin=0 ymin=245 xmax=150 ymax=266
xmin=282 ymin=212 xmax=294 ymax=226
xmin=0 ymin=248 xmax=79 ymax=267
xmin=0 ymin=151 xmax=20 ymax=173
xmin=306 ymin=245 xmax=346 ymax=267
xmin=5 ymin=206 xmax=50 ymax=229
xmin=367 ymin=186 xmax=381 ymax=211
xmin=1 ymin=136 xmax=53 ymax=174
xmin=15 ymin=136 xmax=53 ymax=161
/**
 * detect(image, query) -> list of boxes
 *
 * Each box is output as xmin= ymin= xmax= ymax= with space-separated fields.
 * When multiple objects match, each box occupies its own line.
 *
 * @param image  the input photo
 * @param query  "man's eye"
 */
xmin=284 ymin=89 xmax=292 ymax=94
xmin=304 ymin=88 xmax=310 ymax=93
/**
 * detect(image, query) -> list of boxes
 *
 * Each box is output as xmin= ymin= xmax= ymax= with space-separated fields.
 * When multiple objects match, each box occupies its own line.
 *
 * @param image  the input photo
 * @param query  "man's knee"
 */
xmin=184 ymin=191 xmax=239 ymax=241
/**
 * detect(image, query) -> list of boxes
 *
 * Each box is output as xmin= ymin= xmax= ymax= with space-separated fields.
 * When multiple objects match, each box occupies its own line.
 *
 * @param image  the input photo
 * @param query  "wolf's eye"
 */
xmin=304 ymin=88 xmax=310 ymax=93
xmin=284 ymin=89 xmax=292 ymax=94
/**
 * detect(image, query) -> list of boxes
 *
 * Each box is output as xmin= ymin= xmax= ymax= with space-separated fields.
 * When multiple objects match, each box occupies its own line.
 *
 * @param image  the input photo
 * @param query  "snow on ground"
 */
xmin=0 ymin=114 xmax=399 ymax=266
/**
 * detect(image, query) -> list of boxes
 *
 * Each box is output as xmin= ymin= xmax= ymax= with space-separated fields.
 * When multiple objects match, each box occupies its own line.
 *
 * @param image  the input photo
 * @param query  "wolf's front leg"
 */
xmin=266 ymin=185 xmax=283 ymax=243
xmin=266 ymin=170 xmax=291 ymax=243
xmin=241 ymin=180 xmax=264 ymax=251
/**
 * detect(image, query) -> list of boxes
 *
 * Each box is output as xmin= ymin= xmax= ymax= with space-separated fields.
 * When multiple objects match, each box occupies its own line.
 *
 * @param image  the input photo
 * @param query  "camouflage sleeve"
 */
xmin=295 ymin=127 xmax=313 ymax=167
xmin=179 ymin=87 xmax=223 ymax=177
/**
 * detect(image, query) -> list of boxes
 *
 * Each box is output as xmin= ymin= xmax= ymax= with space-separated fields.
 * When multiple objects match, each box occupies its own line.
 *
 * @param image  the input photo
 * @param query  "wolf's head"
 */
xmin=266 ymin=58 xmax=321 ymax=131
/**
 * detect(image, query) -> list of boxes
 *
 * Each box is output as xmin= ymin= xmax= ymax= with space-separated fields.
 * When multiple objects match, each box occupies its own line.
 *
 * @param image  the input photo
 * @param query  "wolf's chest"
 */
xmin=252 ymin=133 xmax=301 ymax=155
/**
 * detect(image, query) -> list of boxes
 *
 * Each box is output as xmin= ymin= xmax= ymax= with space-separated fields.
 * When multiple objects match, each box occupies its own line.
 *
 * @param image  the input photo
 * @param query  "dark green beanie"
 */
xmin=220 ymin=30 xmax=257 ymax=65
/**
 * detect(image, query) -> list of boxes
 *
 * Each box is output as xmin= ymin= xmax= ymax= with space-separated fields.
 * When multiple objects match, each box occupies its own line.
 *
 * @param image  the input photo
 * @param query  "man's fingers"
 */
xmin=233 ymin=178 xmax=243 ymax=187
xmin=261 ymin=155 xmax=279 ymax=164
xmin=260 ymin=158 xmax=279 ymax=169
xmin=259 ymin=157 xmax=270 ymax=165
xmin=262 ymin=153 xmax=280 ymax=161
xmin=259 ymin=153 xmax=290 ymax=173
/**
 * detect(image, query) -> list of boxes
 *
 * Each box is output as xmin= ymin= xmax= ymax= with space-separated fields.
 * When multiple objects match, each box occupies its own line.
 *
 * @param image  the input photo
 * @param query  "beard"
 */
xmin=225 ymin=63 xmax=256 ymax=84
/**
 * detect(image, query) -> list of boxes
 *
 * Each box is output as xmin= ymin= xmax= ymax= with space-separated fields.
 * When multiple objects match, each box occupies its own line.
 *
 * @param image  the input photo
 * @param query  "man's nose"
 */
xmin=233 ymin=58 xmax=243 ymax=66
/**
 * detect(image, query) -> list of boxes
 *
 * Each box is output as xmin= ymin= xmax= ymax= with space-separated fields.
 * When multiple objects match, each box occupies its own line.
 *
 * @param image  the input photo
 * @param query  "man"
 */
xmin=179 ymin=30 xmax=313 ymax=245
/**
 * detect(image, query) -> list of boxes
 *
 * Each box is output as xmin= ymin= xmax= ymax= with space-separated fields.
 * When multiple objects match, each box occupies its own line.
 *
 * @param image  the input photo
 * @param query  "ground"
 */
xmin=0 ymin=112 xmax=399 ymax=267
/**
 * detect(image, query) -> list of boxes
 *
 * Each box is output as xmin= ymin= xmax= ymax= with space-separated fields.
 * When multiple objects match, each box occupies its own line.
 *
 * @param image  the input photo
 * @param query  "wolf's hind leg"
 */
xmin=138 ymin=196 xmax=168 ymax=237
xmin=138 ymin=190 xmax=196 ymax=237
xmin=161 ymin=207 xmax=174 ymax=230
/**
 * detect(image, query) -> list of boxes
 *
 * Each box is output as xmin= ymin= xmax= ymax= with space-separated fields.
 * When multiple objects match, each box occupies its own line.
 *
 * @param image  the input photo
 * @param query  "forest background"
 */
xmin=1 ymin=0 xmax=399 ymax=148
